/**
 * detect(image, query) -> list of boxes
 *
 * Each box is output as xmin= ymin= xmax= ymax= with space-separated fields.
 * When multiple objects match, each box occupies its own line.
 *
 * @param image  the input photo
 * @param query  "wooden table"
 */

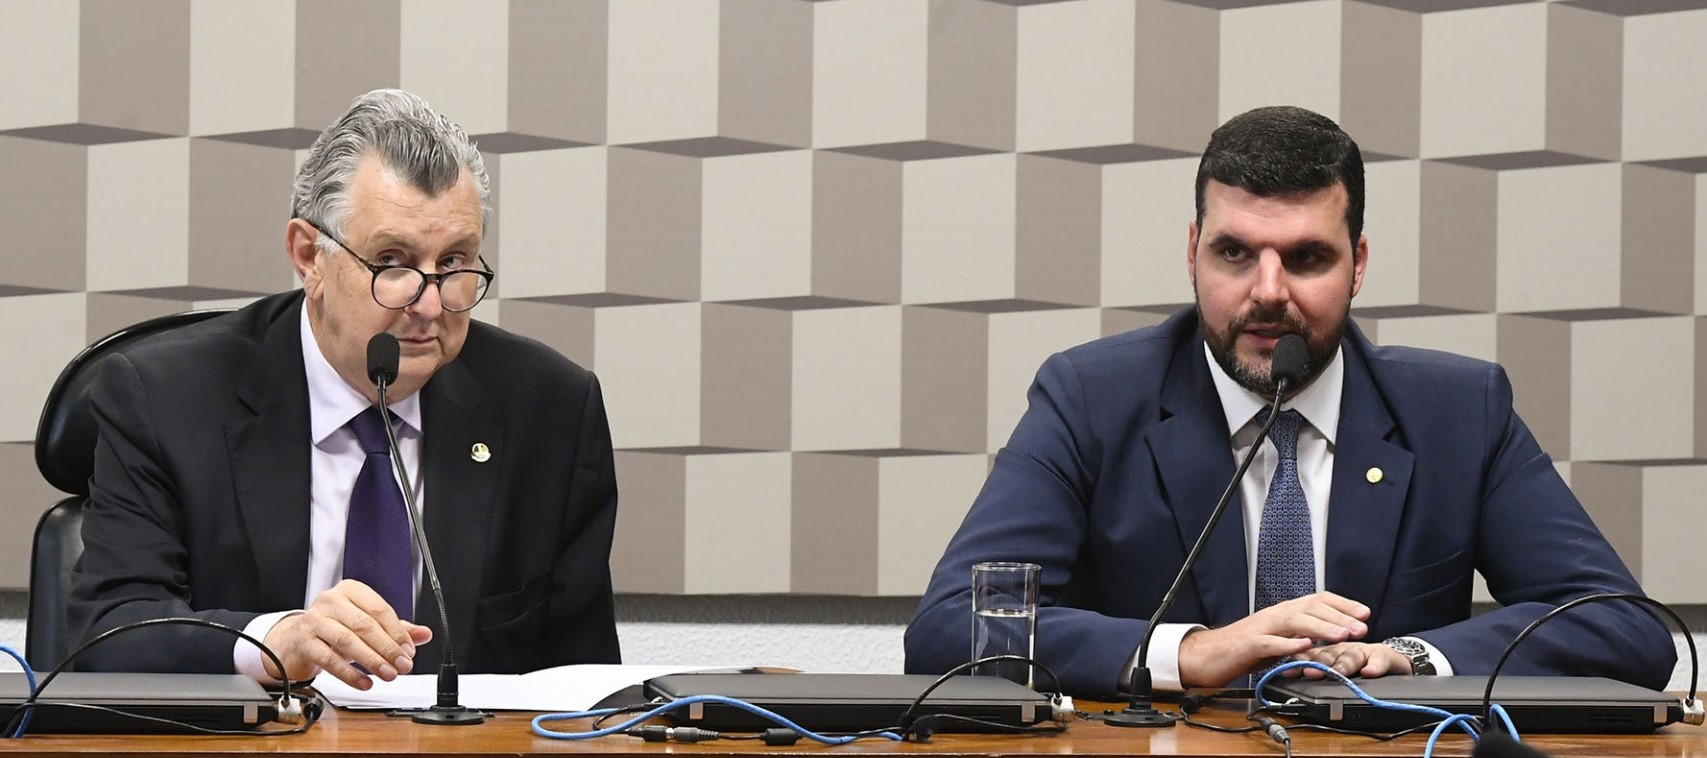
xmin=0 ymin=700 xmax=1701 ymax=757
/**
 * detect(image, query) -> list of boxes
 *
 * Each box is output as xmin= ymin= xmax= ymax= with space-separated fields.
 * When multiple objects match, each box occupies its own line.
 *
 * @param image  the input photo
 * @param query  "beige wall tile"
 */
xmin=1014 ymin=0 xmax=1135 ymax=152
xmin=1495 ymin=163 xmax=1622 ymax=313
xmin=597 ymin=303 xmax=703 ymax=449
xmin=0 ymin=3 xmax=80 ymax=130
xmin=0 ymin=294 xmax=86 ymax=443
xmin=1218 ymin=0 xmax=1340 ymax=122
xmin=86 ymin=140 xmax=191 ymax=293
xmin=1100 ymin=157 xmax=1197 ymax=308
xmin=876 ymin=454 xmax=989 ymax=595
xmin=189 ymin=0 xmax=294 ymax=136
xmin=701 ymin=151 xmax=812 ymax=301
xmin=683 ymin=452 xmax=792 ymax=593
xmin=1621 ymin=9 xmax=1707 ymax=161
xmin=812 ymin=0 xmax=928 ymax=148
xmin=900 ymin=154 xmax=1017 ymax=303
xmin=607 ymin=0 xmax=719 ymax=143
xmin=1571 ymin=317 xmax=1694 ymax=461
xmin=493 ymin=147 xmax=608 ymax=299
xmin=986 ymin=308 xmax=1102 ymax=452
xmin=791 ymin=306 xmax=902 ymax=451
xmin=1357 ymin=160 xmax=1423 ymax=309
xmin=399 ymin=0 xmax=510 ymax=136
xmin=1419 ymin=4 xmax=1547 ymax=158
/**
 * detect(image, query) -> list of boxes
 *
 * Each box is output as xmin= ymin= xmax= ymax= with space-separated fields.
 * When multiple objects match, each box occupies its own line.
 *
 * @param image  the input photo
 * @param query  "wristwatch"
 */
xmin=1383 ymin=637 xmax=1436 ymax=675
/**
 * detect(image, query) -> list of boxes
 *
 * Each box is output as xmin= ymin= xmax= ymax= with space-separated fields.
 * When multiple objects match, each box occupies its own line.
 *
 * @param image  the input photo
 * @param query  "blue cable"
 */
xmin=532 ymin=694 xmax=904 ymax=744
xmin=1489 ymin=702 xmax=1519 ymax=739
xmin=1 ymin=645 xmax=37 ymax=738
xmin=1256 ymin=661 xmax=1467 ymax=723
xmin=1425 ymin=713 xmax=1482 ymax=757
xmin=1256 ymin=661 xmax=1503 ymax=745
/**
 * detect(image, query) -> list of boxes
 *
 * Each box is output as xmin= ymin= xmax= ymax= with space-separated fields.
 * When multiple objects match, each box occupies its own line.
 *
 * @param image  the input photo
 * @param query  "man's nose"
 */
xmin=1250 ymin=251 xmax=1290 ymax=305
xmin=406 ymin=279 xmax=445 ymax=318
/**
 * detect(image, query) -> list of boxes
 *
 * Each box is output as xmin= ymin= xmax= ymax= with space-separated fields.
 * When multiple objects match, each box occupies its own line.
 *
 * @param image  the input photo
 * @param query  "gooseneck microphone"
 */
xmin=1105 ymin=333 xmax=1309 ymax=728
xmin=365 ymin=333 xmax=489 ymax=726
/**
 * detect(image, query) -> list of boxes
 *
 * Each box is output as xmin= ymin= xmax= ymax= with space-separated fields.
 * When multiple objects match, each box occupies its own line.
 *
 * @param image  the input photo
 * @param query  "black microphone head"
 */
xmin=1271 ymin=333 xmax=1309 ymax=391
xmin=367 ymin=333 xmax=400 ymax=387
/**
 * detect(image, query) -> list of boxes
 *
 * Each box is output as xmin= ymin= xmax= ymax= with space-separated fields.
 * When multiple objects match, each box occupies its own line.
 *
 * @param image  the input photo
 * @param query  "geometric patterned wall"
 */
xmin=2 ymin=1 xmax=1706 ymax=604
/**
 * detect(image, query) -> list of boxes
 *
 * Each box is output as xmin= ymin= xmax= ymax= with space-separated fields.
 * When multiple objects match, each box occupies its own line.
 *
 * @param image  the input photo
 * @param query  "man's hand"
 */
xmin=1177 ymin=592 xmax=1371 ymax=688
xmin=1289 ymin=641 xmax=1412 ymax=679
xmin=261 ymin=579 xmax=433 ymax=689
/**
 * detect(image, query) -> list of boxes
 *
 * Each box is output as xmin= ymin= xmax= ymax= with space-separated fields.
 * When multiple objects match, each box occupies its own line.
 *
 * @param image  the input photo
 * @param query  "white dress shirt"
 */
xmin=1140 ymin=343 xmax=1451 ymax=690
xmin=233 ymin=309 xmax=427 ymax=681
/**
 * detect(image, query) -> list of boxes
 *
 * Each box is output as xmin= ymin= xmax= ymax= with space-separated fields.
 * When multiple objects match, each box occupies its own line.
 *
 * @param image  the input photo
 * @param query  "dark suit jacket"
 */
xmin=69 ymin=291 xmax=621 ymax=674
xmin=904 ymin=308 xmax=1674 ymax=697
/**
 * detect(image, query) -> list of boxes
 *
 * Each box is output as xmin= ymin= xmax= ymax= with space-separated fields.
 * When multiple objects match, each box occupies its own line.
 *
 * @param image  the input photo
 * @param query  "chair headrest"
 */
xmin=35 ymin=309 xmax=235 ymax=495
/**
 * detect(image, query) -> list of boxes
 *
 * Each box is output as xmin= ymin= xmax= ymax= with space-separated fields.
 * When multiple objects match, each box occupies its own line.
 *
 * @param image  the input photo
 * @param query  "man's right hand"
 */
xmin=1177 ymin=591 xmax=1371 ymax=688
xmin=261 ymin=579 xmax=433 ymax=689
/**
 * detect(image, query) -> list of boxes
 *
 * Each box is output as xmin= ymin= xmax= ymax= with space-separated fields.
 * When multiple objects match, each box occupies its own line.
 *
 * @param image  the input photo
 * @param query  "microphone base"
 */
xmin=388 ymin=704 xmax=491 ymax=725
xmin=1103 ymin=707 xmax=1179 ymax=728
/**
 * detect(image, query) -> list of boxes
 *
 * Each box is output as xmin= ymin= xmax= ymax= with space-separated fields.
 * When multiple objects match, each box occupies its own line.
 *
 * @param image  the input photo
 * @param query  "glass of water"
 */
xmin=971 ymin=561 xmax=1039 ymax=687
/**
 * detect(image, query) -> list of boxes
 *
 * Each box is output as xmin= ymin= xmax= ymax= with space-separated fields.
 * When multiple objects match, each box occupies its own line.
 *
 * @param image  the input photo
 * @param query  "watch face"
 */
xmin=1385 ymin=639 xmax=1433 ymax=674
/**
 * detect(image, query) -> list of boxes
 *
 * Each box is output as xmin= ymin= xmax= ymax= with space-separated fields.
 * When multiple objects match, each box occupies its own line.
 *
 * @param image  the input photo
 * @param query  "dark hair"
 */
xmin=1193 ymin=105 xmax=1364 ymax=244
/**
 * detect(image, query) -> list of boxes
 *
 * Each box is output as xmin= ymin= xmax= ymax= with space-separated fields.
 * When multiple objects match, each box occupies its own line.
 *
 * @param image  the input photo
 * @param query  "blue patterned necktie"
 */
xmin=343 ymin=407 xmax=415 ymax=621
xmin=1254 ymin=408 xmax=1313 ymax=611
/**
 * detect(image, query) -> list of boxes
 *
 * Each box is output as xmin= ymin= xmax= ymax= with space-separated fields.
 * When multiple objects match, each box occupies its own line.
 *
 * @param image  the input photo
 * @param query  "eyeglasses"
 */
xmin=301 ymin=220 xmax=494 ymax=313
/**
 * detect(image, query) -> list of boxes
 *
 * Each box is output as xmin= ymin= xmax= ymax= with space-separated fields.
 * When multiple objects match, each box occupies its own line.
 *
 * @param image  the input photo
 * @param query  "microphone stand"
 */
xmin=1107 ymin=336 xmax=1305 ymax=728
xmin=373 ymin=370 xmax=490 ymax=725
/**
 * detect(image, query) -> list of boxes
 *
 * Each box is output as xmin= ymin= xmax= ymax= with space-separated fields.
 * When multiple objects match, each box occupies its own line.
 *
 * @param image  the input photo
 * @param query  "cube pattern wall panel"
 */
xmin=1 ymin=0 xmax=1705 ymax=597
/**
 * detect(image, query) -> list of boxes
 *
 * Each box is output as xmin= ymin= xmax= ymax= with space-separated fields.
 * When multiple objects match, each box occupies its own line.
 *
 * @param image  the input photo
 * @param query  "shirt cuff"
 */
xmin=1127 ymin=623 xmax=1205 ymax=692
xmin=1406 ymin=636 xmax=1455 ymax=676
xmin=234 ymin=610 xmax=302 ymax=684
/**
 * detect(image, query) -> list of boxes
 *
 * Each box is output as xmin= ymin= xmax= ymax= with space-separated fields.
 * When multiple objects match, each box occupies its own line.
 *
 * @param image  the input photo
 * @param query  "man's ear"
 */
xmin=286 ymin=219 xmax=325 ymax=297
xmin=1186 ymin=220 xmax=1201 ymax=288
xmin=1350 ymin=233 xmax=1369 ymax=298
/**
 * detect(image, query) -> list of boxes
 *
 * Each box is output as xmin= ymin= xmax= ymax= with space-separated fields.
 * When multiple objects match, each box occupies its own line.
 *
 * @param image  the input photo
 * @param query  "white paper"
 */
xmin=313 ymin=663 xmax=728 ymax=712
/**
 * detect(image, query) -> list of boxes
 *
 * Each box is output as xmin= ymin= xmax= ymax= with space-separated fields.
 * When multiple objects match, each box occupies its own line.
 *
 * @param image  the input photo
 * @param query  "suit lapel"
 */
xmin=227 ymin=299 xmax=313 ymax=610
xmin=1323 ymin=335 xmax=1413 ymax=613
xmin=1146 ymin=336 xmax=1250 ymax=627
xmin=418 ymin=359 xmax=499 ymax=665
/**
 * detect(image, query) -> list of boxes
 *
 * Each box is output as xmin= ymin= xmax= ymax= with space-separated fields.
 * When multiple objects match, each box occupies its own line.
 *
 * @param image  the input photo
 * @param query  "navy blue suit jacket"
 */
xmin=70 ymin=291 xmax=621 ymax=674
xmin=905 ymin=309 xmax=1673 ymax=697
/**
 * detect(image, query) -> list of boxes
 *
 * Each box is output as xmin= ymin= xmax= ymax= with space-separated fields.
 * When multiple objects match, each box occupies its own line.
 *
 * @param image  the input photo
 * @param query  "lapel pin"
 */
xmin=1366 ymin=467 xmax=1383 ymax=484
xmin=470 ymin=443 xmax=492 ymax=463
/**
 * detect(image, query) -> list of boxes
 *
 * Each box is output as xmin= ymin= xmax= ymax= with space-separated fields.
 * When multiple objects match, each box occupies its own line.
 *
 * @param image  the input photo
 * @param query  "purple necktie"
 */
xmin=344 ymin=407 xmax=414 ymax=621
xmin=1254 ymin=409 xmax=1313 ymax=612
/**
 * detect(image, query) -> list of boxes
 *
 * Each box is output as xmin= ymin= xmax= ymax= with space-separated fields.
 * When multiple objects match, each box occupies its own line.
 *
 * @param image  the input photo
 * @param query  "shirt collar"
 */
xmin=1203 ymin=338 xmax=1344 ymax=445
xmin=301 ymin=307 xmax=422 ymax=446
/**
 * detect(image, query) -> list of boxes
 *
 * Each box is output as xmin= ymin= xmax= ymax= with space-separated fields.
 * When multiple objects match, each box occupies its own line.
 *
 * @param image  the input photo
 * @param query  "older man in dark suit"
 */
xmin=70 ymin=89 xmax=620 ymax=688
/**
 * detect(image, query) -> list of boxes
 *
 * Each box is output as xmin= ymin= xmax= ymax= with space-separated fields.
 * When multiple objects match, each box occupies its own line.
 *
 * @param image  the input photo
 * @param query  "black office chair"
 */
xmin=26 ymin=308 xmax=234 ymax=671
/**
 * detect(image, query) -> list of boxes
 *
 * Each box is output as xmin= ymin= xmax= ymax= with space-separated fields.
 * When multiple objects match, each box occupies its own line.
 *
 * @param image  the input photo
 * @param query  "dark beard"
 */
xmin=1198 ymin=303 xmax=1344 ymax=395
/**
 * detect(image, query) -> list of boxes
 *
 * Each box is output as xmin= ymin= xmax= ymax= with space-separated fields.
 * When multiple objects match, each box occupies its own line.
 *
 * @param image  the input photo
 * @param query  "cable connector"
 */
xmin=1682 ymin=698 xmax=1704 ymax=726
xmin=761 ymin=728 xmax=802 ymax=745
xmin=1049 ymin=694 xmax=1075 ymax=722
xmin=1257 ymin=716 xmax=1291 ymax=746
xmin=275 ymin=695 xmax=306 ymax=724
xmin=628 ymin=725 xmax=721 ymax=743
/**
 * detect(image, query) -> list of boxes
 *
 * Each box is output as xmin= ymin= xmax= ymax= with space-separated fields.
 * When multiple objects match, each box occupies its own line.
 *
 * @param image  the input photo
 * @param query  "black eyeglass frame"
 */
xmin=297 ymin=218 xmax=495 ymax=313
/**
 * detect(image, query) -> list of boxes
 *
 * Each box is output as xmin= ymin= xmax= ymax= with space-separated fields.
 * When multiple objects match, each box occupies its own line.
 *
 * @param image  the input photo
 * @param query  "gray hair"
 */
xmin=291 ymin=88 xmax=491 ymax=248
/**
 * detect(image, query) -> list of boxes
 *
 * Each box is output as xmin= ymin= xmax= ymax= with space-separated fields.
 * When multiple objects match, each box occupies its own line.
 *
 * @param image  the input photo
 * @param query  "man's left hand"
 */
xmin=1287 ymin=642 xmax=1412 ymax=679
